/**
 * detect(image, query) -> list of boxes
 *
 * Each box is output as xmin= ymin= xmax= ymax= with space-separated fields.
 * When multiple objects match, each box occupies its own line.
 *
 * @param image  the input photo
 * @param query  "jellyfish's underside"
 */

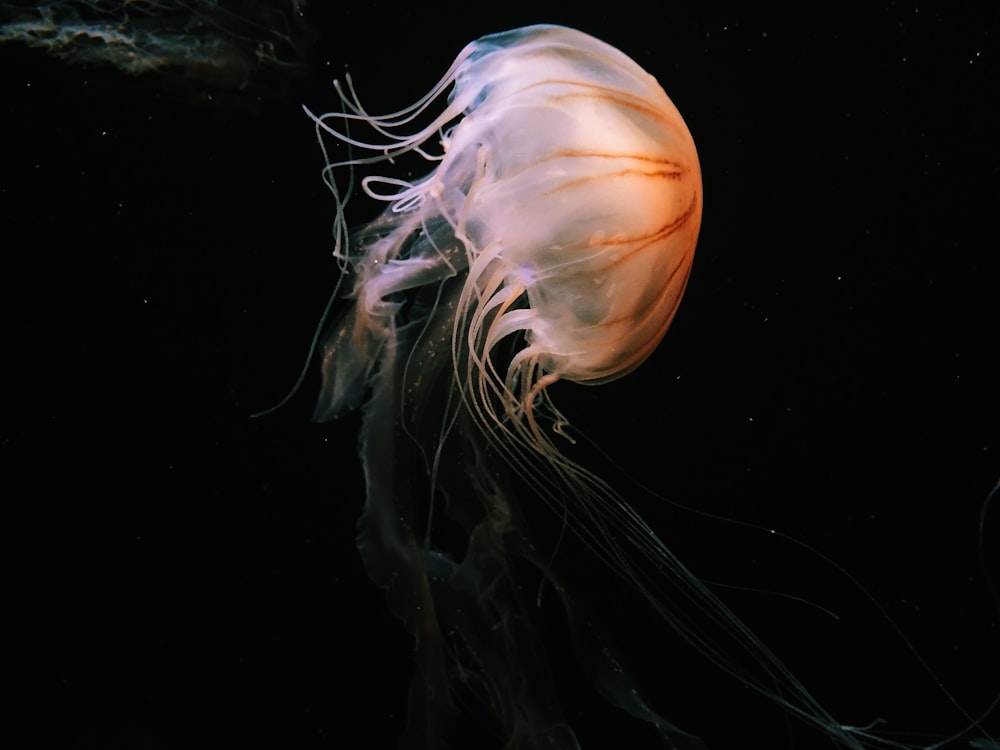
xmin=307 ymin=24 xmax=923 ymax=750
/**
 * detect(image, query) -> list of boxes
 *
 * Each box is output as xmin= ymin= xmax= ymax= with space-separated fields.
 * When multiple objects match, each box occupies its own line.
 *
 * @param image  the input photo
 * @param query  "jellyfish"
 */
xmin=300 ymin=24 xmax=985 ymax=750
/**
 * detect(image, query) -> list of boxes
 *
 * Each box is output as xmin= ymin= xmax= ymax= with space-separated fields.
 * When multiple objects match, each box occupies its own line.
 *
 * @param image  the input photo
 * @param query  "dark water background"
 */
xmin=3 ymin=2 xmax=997 ymax=748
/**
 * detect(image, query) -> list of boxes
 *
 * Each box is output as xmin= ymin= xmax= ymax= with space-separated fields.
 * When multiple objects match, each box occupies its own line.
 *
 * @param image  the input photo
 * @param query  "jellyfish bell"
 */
xmin=312 ymin=24 xmax=700 ymax=442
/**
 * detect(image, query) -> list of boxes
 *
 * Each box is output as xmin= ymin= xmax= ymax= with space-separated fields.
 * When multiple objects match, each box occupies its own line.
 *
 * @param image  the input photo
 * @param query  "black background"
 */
xmin=3 ymin=2 xmax=998 ymax=748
